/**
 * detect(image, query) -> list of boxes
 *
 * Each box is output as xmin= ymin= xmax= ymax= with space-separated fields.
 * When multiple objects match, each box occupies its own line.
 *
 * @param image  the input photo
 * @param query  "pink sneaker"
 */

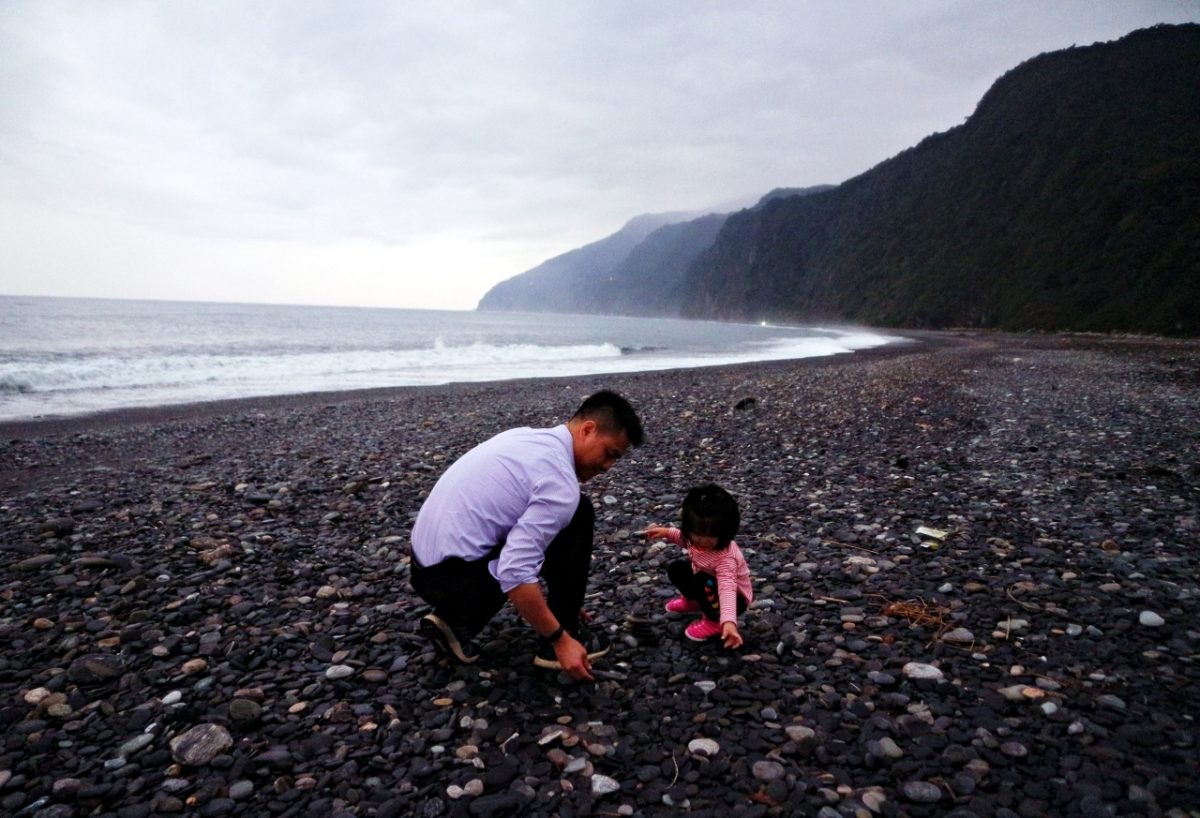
xmin=685 ymin=617 xmax=723 ymax=641
xmin=664 ymin=596 xmax=701 ymax=614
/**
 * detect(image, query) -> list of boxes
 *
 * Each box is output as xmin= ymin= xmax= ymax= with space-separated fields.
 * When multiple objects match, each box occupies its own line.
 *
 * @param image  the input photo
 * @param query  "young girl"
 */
xmin=644 ymin=484 xmax=753 ymax=649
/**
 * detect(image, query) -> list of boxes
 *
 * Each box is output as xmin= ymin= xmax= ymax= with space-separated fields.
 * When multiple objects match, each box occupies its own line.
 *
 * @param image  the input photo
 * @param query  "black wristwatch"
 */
xmin=546 ymin=626 xmax=565 ymax=643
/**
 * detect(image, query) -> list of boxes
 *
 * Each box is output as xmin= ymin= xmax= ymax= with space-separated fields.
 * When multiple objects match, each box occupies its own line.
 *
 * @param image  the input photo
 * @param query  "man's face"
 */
xmin=573 ymin=422 xmax=630 ymax=482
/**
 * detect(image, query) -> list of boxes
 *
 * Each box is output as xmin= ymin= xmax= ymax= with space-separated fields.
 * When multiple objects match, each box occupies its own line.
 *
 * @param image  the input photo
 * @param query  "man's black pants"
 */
xmin=410 ymin=493 xmax=594 ymax=639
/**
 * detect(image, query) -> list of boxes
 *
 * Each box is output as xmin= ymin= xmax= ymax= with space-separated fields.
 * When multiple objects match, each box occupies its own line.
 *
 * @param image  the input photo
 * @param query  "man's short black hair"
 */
xmin=681 ymin=483 xmax=740 ymax=549
xmin=572 ymin=390 xmax=644 ymax=446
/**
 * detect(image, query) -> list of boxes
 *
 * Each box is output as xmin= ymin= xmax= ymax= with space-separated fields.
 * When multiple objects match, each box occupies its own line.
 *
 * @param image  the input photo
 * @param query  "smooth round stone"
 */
xmin=592 ymin=774 xmax=620 ymax=795
xmin=67 ymin=654 xmax=125 ymax=685
xmin=228 ymin=699 xmax=262 ymax=722
xmin=694 ymin=681 xmax=716 ymax=694
xmin=687 ymin=738 xmax=720 ymax=756
xmin=181 ymin=659 xmax=208 ymax=675
xmin=47 ymin=702 xmax=74 ymax=719
xmin=362 ymin=668 xmax=388 ymax=683
xmin=871 ymin=737 xmax=904 ymax=759
xmin=24 ymin=688 xmax=53 ymax=705
xmin=951 ymin=774 xmax=977 ymax=796
xmin=162 ymin=690 xmax=183 ymax=706
xmin=1139 ymin=611 xmax=1165 ymax=627
xmin=1066 ymin=624 xmax=1084 ymax=636
xmin=902 ymin=662 xmax=944 ymax=681
xmin=325 ymin=665 xmax=355 ymax=680
xmin=752 ymin=760 xmax=786 ymax=782
xmin=169 ymin=724 xmax=233 ymax=766
xmin=998 ymin=685 xmax=1032 ymax=702
xmin=228 ymin=781 xmax=254 ymax=800
xmin=119 ymin=734 xmax=154 ymax=757
xmin=862 ymin=790 xmax=886 ymax=812
xmin=941 ymin=628 xmax=974 ymax=644
xmin=785 ymin=725 xmax=815 ymax=742
xmin=1000 ymin=742 xmax=1028 ymax=757
xmin=902 ymin=780 xmax=942 ymax=803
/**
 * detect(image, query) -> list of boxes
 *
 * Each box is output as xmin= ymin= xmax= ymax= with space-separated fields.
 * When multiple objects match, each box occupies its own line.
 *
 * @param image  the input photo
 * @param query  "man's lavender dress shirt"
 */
xmin=411 ymin=425 xmax=581 ymax=593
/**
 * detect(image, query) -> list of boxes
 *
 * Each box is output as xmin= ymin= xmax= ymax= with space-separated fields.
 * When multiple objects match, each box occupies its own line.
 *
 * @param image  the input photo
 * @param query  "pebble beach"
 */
xmin=1 ymin=331 xmax=1198 ymax=818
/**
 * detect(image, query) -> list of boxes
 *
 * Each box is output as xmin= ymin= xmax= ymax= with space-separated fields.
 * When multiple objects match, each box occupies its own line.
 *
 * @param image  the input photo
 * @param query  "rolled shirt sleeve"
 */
xmin=491 ymin=474 xmax=580 ymax=592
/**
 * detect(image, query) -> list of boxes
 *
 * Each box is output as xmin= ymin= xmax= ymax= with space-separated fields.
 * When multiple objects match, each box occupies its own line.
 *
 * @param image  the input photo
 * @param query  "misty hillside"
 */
xmin=475 ymin=212 xmax=699 ymax=314
xmin=477 ymin=188 xmax=833 ymax=315
xmin=479 ymin=24 xmax=1200 ymax=335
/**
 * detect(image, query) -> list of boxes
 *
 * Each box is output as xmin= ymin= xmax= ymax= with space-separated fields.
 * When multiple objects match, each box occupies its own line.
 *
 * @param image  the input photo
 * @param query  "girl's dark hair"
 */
xmin=680 ymin=484 xmax=740 ymax=549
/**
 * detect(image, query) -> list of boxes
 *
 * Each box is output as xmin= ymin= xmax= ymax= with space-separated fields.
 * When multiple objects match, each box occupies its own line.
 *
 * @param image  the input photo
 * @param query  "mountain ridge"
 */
xmin=478 ymin=24 xmax=1200 ymax=335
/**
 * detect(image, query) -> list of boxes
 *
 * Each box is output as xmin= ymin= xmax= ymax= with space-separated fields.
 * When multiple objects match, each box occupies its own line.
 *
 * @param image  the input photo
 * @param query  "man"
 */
xmin=410 ymin=390 xmax=643 ymax=681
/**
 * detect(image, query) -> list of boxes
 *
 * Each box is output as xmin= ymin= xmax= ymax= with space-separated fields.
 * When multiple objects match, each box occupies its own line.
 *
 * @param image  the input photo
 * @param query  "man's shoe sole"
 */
xmin=419 ymin=614 xmax=479 ymax=664
xmin=532 ymin=641 xmax=610 ymax=670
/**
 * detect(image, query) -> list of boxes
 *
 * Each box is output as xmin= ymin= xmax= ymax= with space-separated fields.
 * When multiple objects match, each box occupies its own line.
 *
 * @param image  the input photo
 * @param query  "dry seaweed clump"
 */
xmin=876 ymin=596 xmax=951 ymax=642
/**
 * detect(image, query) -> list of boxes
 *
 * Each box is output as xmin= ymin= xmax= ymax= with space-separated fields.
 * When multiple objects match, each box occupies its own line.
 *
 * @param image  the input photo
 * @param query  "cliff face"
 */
xmin=683 ymin=24 xmax=1200 ymax=335
xmin=479 ymin=24 xmax=1200 ymax=335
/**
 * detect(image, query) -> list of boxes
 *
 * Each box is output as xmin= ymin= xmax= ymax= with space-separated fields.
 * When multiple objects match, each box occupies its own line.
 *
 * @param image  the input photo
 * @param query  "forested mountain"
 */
xmin=480 ymin=24 xmax=1200 ymax=335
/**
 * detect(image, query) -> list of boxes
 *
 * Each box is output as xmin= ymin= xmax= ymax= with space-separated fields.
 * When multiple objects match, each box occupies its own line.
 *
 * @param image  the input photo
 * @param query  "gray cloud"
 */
xmin=1 ymin=0 xmax=1196 ymax=308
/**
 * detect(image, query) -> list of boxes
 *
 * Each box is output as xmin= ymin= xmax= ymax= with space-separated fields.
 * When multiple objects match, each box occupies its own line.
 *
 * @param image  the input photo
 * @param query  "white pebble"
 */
xmin=687 ymin=738 xmax=720 ymax=756
xmin=325 ymin=665 xmax=355 ymax=680
xmin=1139 ymin=611 xmax=1165 ymax=627
xmin=901 ymin=662 xmax=944 ymax=681
xmin=591 ymin=774 xmax=620 ymax=795
xmin=941 ymin=628 xmax=974 ymax=644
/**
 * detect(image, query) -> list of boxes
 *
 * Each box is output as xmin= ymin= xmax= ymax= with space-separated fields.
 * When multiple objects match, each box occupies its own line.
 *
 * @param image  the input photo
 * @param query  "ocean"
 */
xmin=0 ymin=296 xmax=900 ymax=422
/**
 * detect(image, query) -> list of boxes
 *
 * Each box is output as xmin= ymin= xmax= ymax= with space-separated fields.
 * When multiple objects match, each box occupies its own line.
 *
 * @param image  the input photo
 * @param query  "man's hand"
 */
xmin=554 ymin=633 xmax=594 ymax=681
xmin=508 ymin=583 xmax=596 ymax=682
xmin=721 ymin=621 xmax=743 ymax=650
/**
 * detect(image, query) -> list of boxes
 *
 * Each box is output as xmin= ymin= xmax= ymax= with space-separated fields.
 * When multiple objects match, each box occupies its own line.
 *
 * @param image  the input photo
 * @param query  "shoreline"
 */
xmin=0 ymin=329 xmax=937 ymax=442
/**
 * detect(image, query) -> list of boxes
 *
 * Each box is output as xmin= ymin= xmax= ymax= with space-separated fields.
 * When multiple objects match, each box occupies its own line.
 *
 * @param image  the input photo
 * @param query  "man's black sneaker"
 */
xmin=533 ymin=628 xmax=611 ymax=670
xmin=419 ymin=614 xmax=480 ymax=664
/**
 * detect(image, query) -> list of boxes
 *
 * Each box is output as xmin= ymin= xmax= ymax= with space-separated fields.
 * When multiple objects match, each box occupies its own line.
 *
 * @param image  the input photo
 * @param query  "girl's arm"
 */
xmin=643 ymin=526 xmax=681 ymax=544
xmin=721 ymin=621 xmax=743 ymax=649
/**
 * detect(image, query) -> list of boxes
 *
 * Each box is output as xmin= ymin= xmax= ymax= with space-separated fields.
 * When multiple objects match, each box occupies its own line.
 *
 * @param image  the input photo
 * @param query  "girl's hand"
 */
xmin=643 ymin=526 xmax=671 ymax=540
xmin=721 ymin=622 xmax=743 ymax=649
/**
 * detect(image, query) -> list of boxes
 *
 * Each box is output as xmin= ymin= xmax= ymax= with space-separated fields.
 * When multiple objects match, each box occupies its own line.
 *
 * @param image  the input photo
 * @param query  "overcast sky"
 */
xmin=1 ymin=1 xmax=1195 ymax=311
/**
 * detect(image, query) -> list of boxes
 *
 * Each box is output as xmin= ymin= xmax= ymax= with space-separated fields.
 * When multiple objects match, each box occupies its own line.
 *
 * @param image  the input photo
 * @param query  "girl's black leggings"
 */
xmin=667 ymin=558 xmax=748 ymax=622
